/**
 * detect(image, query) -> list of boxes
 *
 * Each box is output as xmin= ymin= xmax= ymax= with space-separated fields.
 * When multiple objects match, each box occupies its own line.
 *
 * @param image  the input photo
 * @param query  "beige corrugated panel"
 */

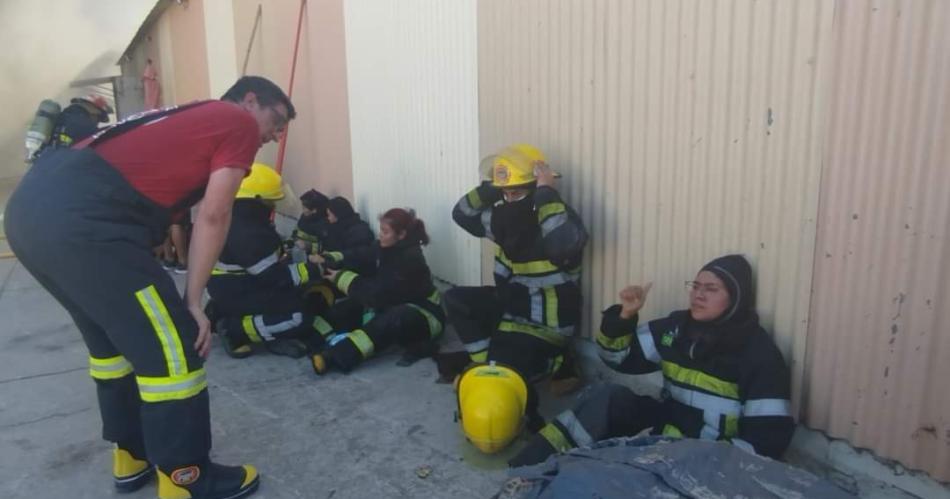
xmin=478 ymin=0 xmax=832 ymax=410
xmin=804 ymin=0 xmax=950 ymax=481
xmin=343 ymin=0 xmax=481 ymax=285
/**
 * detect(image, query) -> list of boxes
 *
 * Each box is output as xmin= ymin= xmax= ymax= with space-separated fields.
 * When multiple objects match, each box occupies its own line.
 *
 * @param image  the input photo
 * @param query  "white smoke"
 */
xmin=0 ymin=0 xmax=154 ymax=179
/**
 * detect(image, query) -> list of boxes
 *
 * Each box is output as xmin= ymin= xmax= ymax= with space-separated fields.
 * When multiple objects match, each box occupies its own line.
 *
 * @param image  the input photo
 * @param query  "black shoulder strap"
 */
xmin=87 ymin=100 xmax=213 ymax=147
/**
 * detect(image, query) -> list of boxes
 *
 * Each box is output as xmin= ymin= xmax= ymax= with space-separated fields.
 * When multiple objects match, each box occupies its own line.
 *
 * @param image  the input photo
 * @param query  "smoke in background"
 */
xmin=0 ymin=0 xmax=153 ymax=179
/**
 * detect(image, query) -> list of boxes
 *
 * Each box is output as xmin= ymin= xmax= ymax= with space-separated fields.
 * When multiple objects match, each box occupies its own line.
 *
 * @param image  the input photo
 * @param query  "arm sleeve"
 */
xmin=595 ymin=305 xmax=663 ymax=375
xmin=733 ymin=341 xmax=796 ymax=459
xmin=452 ymin=182 xmax=501 ymax=238
xmin=237 ymin=249 xmax=322 ymax=289
xmin=533 ymin=186 xmax=588 ymax=266
xmin=331 ymin=261 xmax=418 ymax=309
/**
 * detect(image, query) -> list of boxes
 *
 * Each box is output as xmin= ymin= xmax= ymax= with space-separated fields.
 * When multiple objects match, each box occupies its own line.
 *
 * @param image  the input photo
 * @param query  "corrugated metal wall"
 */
xmin=343 ymin=0 xmax=481 ymax=285
xmin=804 ymin=0 xmax=950 ymax=481
xmin=478 ymin=0 xmax=833 ymax=408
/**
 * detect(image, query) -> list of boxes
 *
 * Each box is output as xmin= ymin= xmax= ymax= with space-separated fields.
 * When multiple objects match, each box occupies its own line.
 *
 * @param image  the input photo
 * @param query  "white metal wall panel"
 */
xmin=343 ymin=0 xmax=481 ymax=285
xmin=478 ymin=0 xmax=833 ymax=410
xmin=804 ymin=0 xmax=950 ymax=482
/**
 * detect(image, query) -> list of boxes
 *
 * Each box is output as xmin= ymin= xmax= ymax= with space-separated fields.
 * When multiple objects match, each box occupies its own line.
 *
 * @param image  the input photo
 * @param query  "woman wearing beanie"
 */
xmin=510 ymin=254 xmax=794 ymax=467
xmin=308 ymin=208 xmax=444 ymax=374
xmin=314 ymin=196 xmax=376 ymax=275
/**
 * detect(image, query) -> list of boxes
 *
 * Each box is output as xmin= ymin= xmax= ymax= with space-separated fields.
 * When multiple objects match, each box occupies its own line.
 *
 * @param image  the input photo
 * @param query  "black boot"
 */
xmin=508 ymin=434 xmax=559 ymax=468
xmin=158 ymin=461 xmax=259 ymax=499
xmin=396 ymin=339 xmax=439 ymax=367
xmin=217 ymin=319 xmax=253 ymax=359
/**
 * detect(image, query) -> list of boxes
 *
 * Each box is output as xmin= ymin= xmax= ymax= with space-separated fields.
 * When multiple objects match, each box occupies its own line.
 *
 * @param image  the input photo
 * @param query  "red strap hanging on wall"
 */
xmin=275 ymin=0 xmax=308 ymax=174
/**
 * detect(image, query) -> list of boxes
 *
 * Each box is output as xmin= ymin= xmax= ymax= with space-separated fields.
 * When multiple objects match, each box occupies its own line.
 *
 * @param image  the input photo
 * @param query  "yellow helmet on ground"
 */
xmin=236 ymin=163 xmax=285 ymax=200
xmin=456 ymin=362 xmax=529 ymax=454
xmin=490 ymin=143 xmax=547 ymax=188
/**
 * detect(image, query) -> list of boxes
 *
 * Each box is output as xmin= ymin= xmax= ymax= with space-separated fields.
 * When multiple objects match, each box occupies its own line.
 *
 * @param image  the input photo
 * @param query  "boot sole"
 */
xmin=215 ymin=474 xmax=260 ymax=499
xmin=114 ymin=465 xmax=155 ymax=493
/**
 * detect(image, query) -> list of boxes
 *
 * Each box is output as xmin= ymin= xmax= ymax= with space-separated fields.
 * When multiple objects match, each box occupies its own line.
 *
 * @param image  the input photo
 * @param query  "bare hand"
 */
xmin=533 ymin=161 xmax=557 ymax=188
xmin=189 ymin=304 xmax=212 ymax=358
xmin=619 ymin=283 xmax=653 ymax=319
xmin=324 ymin=268 xmax=339 ymax=281
xmin=309 ymin=253 xmax=325 ymax=264
xmin=295 ymin=239 xmax=308 ymax=250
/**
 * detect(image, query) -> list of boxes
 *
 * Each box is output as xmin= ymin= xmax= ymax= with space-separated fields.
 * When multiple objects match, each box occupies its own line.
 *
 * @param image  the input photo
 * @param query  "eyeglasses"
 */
xmin=685 ymin=281 xmax=724 ymax=296
xmin=269 ymin=106 xmax=290 ymax=131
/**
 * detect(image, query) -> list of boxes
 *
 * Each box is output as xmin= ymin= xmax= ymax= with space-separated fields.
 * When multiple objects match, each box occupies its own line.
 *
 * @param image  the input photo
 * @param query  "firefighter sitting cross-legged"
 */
xmin=447 ymin=143 xmax=588 ymax=455
xmin=208 ymin=163 xmax=329 ymax=360
xmin=509 ymin=254 xmax=795 ymax=467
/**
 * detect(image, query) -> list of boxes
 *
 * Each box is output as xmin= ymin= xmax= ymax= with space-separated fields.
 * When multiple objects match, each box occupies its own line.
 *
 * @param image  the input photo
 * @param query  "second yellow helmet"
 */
xmin=236 ymin=163 xmax=285 ymax=200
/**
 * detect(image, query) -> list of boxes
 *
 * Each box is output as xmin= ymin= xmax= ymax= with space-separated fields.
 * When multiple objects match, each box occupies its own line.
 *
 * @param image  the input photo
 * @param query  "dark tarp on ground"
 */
xmin=497 ymin=436 xmax=854 ymax=499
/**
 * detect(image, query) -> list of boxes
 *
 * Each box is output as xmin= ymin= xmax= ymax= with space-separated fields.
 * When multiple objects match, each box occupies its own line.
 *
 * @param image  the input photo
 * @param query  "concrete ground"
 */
xmin=0 ymin=259 xmax=520 ymax=499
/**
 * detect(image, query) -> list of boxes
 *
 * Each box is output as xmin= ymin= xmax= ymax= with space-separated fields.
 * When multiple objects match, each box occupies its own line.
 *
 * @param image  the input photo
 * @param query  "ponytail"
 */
xmin=381 ymin=208 xmax=429 ymax=246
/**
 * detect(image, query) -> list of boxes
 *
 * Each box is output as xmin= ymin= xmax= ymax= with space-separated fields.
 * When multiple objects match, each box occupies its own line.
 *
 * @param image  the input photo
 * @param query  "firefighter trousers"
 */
xmin=510 ymin=382 xmax=667 ymax=466
xmin=443 ymin=285 xmax=563 ymax=381
xmin=4 ymin=149 xmax=211 ymax=470
xmin=208 ymin=274 xmax=317 ymax=345
xmin=314 ymin=297 xmax=444 ymax=372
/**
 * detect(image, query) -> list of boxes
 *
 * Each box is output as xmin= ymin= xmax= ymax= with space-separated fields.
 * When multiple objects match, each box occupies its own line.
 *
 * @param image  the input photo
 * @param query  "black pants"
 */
xmin=510 ymin=382 xmax=667 ymax=467
xmin=443 ymin=286 xmax=562 ymax=381
xmin=4 ymin=149 xmax=211 ymax=470
xmin=208 ymin=274 xmax=317 ymax=344
xmin=317 ymin=298 xmax=444 ymax=372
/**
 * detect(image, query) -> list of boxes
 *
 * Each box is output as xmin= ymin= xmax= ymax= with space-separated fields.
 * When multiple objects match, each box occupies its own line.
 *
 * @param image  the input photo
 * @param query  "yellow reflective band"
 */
xmin=296 ymin=263 xmax=310 ymax=285
xmin=313 ymin=316 xmax=334 ymax=336
xmin=498 ymin=320 xmax=568 ymax=347
xmin=326 ymin=251 xmax=343 ymax=264
xmin=595 ymin=331 xmax=632 ymax=351
xmin=241 ymin=316 xmax=263 ymax=343
xmin=543 ymin=288 xmax=559 ymax=327
xmin=134 ymin=285 xmax=186 ymax=377
xmin=538 ymin=202 xmax=566 ymax=223
xmin=408 ymin=304 xmax=443 ymax=338
xmin=725 ymin=414 xmax=739 ymax=438
xmin=662 ymin=424 xmax=684 ymax=438
xmin=297 ymin=230 xmax=320 ymax=243
xmin=348 ymin=329 xmax=375 ymax=358
xmin=539 ymin=424 xmax=573 ymax=453
xmin=466 ymin=189 xmax=483 ymax=209
xmin=470 ymin=351 xmax=488 ymax=363
xmin=336 ymin=270 xmax=358 ymax=294
xmin=136 ymin=369 xmax=207 ymax=402
xmin=89 ymin=355 xmax=133 ymax=380
xmin=495 ymin=249 xmax=560 ymax=276
xmin=427 ymin=289 xmax=441 ymax=306
xmin=662 ymin=361 xmax=739 ymax=400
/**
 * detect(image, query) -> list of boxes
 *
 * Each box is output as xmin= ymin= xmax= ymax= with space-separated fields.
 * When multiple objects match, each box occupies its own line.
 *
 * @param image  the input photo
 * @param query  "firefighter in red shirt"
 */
xmin=4 ymin=76 xmax=294 ymax=499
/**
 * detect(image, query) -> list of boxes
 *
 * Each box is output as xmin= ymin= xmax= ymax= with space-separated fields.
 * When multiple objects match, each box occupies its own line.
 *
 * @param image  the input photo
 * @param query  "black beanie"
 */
xmin=300 ymin=189 xmax=329 ymax=212
xmin=328 ymin=197 xmax=355 ymax=220
xmin=701 ymin=254 xmax=754 ymax=324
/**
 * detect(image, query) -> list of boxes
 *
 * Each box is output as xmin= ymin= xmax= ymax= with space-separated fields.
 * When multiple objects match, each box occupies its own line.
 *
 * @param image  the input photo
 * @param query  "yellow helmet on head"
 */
xmin=490 ymin=143 xmax=547 ymax=188
xmin=236 ymin=163 xmax=285 ymax=200
xmin=456 ymin=363 xmax=529 ymax=454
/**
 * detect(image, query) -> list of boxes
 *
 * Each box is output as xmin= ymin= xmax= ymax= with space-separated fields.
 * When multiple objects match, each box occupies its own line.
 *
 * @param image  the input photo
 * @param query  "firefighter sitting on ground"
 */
xmin=290 ymin=189 xmax=332 ymax=255
xmin=208 ymin=163 xmax=328 ymax=359
xmin=311 ymin=196 xmax=377 ymax=275
xmin=308 ymin=208 xmax=445 ymax=374
xmin=448 ymin=143 xmax=588 ymax=454
xmin=509 ymin=254 xmax=796 ymax=467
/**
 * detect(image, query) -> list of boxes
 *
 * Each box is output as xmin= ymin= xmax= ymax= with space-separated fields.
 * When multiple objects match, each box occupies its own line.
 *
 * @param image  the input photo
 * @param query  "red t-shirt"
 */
xmin=90 ymin=101 xmax=259 ymax=209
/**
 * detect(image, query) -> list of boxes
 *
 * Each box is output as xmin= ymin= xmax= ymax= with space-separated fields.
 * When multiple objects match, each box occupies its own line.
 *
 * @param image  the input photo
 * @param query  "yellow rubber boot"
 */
xmin=157 ymin=462 xmax=259 ymax=499
xmin=113 ymin=447 xmax=154 ymax=493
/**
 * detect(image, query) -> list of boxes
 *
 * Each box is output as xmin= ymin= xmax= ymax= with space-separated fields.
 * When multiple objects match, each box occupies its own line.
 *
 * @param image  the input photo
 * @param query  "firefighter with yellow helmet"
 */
xmin=448 ymin=143 xmax=588 ymax=454
xmin=207 ymin=163 xmax=329 ymax=358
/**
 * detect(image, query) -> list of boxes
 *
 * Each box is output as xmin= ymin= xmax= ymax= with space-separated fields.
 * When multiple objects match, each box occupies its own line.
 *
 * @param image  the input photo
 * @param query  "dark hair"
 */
xmin=300 ymin=189 xmax=329 ymax=212
xmin=220 ymin=76 xmax=297 ymax=119
xmin=380 ymin=208 xmax=429 ymax=246
xmin=327 ymin=197 xmax=355 ymax=221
